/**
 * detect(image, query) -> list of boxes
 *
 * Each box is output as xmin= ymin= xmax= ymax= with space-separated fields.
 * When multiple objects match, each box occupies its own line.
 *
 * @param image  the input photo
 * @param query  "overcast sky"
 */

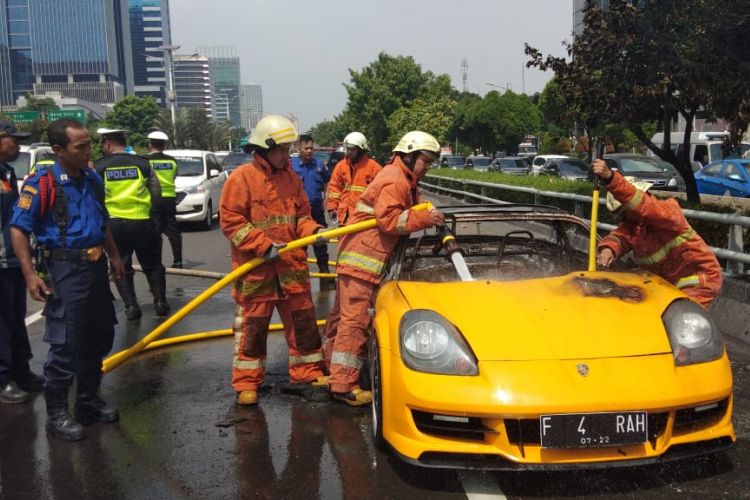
xmin=170 ymin=0 xmax=573 ymax=131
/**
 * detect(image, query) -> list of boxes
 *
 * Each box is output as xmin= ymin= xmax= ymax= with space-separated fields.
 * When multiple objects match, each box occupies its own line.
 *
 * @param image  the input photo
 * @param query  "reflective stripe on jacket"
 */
xmin=220 ymin=155 xmax=321 ymax=300
xmin=148 ymin=152 xmax=178 ymax=198
xmin=597 ymin=171 xmax=722 ymax=303
xmin=334 ymin=156 xmax=434 ymax=284
xmin=325 ymin=156 xmax=381 ymax=224
xmin=95 ymin=153 xmax=154 ymax=220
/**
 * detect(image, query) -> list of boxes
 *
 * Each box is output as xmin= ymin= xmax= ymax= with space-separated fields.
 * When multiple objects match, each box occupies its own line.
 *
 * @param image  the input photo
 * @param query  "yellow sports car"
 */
xmin=369 ymin=205 xmax=734 ymax=469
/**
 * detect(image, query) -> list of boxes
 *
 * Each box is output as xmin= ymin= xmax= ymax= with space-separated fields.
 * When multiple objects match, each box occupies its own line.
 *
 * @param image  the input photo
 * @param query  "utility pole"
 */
xmin=461 ymin=58 xmax=469 ymax=93
xmin=158 ymin=44 xmax=180 ymax=138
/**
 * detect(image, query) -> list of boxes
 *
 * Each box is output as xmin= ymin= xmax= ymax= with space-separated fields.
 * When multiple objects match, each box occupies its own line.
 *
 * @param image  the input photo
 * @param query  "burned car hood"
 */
xmin=395 ymin=271 xmax=677 ymax=361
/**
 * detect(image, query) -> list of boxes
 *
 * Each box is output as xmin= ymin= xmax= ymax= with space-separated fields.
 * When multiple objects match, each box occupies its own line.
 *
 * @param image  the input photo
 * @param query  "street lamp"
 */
xmin=157 ymin=44 xmax=180 ymax=135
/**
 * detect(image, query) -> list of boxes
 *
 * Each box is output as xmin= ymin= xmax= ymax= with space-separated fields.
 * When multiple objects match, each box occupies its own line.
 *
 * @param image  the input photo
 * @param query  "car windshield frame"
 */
xmin=174 ymin=156 xmax=205 ymax=176
xmin=614 ymin=157 xmax=666 ymax=174
xmin=558 ymin=160 xmax=588 ymax=174
xmin=472 ymin=157 xmax=491 ymax=167
xmin=499 ymin=159 xmax=526 ymax=169
xmin=7 ymin=152 xmax=31 ymax=177
xmin=222 ymin=152 xmax=253 ymax=169
xmin=444 ymin=156 xmax=466 ymax=166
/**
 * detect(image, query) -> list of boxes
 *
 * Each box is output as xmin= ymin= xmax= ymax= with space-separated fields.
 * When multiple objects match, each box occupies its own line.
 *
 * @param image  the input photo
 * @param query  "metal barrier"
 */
xmin=423 ymin=176 xmax=750 ymax=276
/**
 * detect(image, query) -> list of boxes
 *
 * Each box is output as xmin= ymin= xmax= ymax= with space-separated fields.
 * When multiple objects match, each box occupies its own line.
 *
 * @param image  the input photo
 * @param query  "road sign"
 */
xmin=5 ymin=111 xmax=40 ymax=124
xmin=46 ymin=109 xmax=86 ymax=124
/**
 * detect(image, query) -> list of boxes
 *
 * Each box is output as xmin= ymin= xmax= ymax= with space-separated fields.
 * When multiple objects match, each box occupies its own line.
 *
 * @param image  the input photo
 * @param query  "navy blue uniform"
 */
xmin=292 ymin=156 xmax=331 ymax=270
xmin=10 ymin=164 xmax=116 ymax=390
xmin=0 ymin=162 xmax=32 ymax=387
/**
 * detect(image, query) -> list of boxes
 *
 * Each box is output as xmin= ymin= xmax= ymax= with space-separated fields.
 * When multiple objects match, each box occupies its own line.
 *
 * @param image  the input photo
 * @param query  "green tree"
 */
xmin=387 ymin=97 xmax=456 ymax=147
xmin=341 ymin=52 xmax=453 ymax=157
xmin=20 ymin=95 xmax=59 ymax=113
xmin=526 ymin=0 xmax=750 ymax=202
xmin=308 ymin=118 xmax=347 ymax=146
xmin=102 ymin=95 xmax=161 ymax=149
xmin=181 ymin=108 xmax=214 ymax=150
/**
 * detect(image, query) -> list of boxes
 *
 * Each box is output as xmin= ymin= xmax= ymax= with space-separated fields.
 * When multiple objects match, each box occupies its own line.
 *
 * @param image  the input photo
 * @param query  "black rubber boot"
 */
xmin=171 ymin=244 xmax=183 ymax=269
xmin=45 ymin=387 xmax=86 ymax=441
xmin=116 ymin=273 xmax=141 ymax=320
xmin=75 ymin=375 xmax=119 ymax=426
xmin=146 ymin=268 xmax=170 ymax=317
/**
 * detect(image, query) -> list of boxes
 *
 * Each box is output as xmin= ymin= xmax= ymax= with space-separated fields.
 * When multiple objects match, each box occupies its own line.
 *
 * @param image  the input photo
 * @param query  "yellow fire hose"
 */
xmin=588 ymin=177 xmax=601 ymax=272
xmin=102 ymin=202 xmax=433 ymax=373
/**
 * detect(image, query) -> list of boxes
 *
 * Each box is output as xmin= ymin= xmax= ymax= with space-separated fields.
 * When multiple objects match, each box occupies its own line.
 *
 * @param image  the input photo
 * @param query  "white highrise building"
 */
xmin=240 ymin=83 xmax=263 ymax=132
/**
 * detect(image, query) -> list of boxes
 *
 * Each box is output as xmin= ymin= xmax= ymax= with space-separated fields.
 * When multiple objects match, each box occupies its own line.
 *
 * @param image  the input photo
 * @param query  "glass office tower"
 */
xmin=128 ymin=0 xmax=172 ymax=103
xmin=197 ymin=46 xmax=240 ymax=125
xmin=0 ymin=0 xmax=131 ymax=106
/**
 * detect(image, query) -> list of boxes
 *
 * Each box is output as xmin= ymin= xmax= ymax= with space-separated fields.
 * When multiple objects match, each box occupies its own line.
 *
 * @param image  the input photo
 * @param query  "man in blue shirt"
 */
xmin=0 ymin=119 xmax=44 ymax=405
xmin=292 ymin=134 xmax=335 ymax=290
xmin=10 ymin=118 xmax=125 ymax=442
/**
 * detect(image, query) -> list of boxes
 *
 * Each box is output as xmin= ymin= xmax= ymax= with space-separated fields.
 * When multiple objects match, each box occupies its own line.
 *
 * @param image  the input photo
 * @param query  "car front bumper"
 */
xmin=380 ymin=350 xmax=735 ymax=468
xmin=175 ymin=191 xmax=209 ymax=222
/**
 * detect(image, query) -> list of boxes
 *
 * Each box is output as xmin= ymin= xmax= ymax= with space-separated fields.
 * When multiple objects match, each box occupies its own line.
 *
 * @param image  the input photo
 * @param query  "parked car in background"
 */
xmin=531 ymin=154 xmax=569 ymax=176
xmin=655 ymin=160 xmax=687 ymax=192
xmin=213 ymin=151 xmax=230 ymax=165
xmin=465 ymin=155 xmax=492 ymax=171
xmin=490 ymin=157 xmax=529 ymax=175
xmin=313 ymin=147 xmax=346 ymax=170
xmin=439 ymin=155 xmax=466 ymax=169
xmin=165 ymin=150 xmax=227 ymax=230
xmin=222 ymin=151 xmax=254 ymax=175
xmin=596 ymin=154 xmax=680 ymax=192
xmin=695 ymin=159 xmax=750 ymax=198
xmin=650 ymin=132 xmax=750 ymax=171
xmin=8 ymin=143 xmax=54 ymax=190
xmin=540 ymin=158 xmax=589 ymax=181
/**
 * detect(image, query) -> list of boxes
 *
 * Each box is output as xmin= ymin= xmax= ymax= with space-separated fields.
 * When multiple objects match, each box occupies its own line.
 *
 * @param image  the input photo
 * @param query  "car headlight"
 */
xmin=399 ymin=310 xmax=478 ymax=375
xmin=661 ymin=300 xmax=723 ymax=366
xmin=668 ymin=177 xmax=677 ymax=187
xmin=182 ymin=184 xmax=205 ymax=195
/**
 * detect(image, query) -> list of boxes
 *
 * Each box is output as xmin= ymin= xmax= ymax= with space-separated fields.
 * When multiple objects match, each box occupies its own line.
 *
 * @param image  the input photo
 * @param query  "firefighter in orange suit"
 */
xmin=220 ymin=115 xmax=329 ymax=405
xmin=323 ymin=131 xmax=445 ymax=405
xmin=592 ymin=159 xmax=722 ymax=308
xmin=325 ymin=132 xmax=381 ymax=225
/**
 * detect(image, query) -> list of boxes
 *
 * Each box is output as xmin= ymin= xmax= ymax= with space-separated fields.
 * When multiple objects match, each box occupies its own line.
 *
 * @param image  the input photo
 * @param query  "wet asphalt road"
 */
xmin=2 ymin=207 xmax=750 ymax=500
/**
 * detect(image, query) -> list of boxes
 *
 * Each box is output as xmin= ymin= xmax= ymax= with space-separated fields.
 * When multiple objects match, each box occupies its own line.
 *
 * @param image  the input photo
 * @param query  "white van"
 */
xmin=8 ymin=143 xmax=54 ymax=190
xmin=649 ymin=132 xmax=750 ymax=171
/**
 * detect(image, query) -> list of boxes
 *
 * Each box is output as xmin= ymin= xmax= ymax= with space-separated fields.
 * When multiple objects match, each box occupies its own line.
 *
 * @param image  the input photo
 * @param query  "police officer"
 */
xmin=147 ymin=131 xmax=183 ymax=268
xmin=292 ymin=134 xmax=335 ymax=290
xmin=10 ymin=118 xmax=125 ymax=441
xmin=0 ymin=119 xmax=44 ymax=404
xmin=95 ymin=128 xmax=169 ymax=320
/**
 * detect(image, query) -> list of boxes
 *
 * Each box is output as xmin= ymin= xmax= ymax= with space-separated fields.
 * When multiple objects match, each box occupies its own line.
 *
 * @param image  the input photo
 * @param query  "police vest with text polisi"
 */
xmin=94 ymin=153 xmax=152 ymax=220
xmin=148 ymin=151 xmax=178 ymax=198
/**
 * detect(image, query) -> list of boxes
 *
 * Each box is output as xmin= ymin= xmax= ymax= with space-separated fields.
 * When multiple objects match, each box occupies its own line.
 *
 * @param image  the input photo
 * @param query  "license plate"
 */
xmin=539 ymin=412 xmax=648 ymax=449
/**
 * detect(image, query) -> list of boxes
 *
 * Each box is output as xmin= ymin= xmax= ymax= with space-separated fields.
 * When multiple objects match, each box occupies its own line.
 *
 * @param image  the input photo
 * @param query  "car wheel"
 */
xmin=369 ymin=335 xmax=386 ymax=450
xmin=201 ymin=201 xmax=213 ymax=230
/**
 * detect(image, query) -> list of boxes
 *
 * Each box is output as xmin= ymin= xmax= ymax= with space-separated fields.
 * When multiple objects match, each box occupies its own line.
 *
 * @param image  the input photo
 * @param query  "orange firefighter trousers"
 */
xmin=232 ymin=291 xmax=324 ymax=392
xmin=322 ymin=274 xmax=375 ymax=394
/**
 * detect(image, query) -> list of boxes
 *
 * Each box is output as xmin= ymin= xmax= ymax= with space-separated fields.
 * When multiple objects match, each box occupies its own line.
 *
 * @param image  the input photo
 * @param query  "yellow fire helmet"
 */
xmin=393 ymin=131 xmax=441 ymax=161
xmin=343 ymin=131 xmax=369 ymax=151
xmin=248 ymin=115 xmax=298 ymax=150
xmin=606 ymin=176 xmax=653 ymax=213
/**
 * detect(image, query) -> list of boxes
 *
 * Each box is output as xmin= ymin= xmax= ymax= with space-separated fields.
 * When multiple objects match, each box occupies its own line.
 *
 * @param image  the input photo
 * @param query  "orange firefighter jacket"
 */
xmin=220 ymin=155 xmax=322 ymax=301
xmin=325 ymin=156 xmax=382 ymax=224
xmin=335 ymin=156 xmax=434 ymax=285
xmin=597 ymin=171 xmax=722 ymax=295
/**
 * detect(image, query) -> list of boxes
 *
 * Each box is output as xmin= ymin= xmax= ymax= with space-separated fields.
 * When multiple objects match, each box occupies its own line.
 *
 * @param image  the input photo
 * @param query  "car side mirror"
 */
xmin=209 ymin=169 xmax=220 ymax=178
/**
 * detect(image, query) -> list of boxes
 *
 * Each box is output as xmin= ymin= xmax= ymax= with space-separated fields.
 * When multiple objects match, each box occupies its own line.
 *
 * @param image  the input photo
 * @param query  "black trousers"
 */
xmin=310 ymin=203 xmax=329 ymax=269
xmin=43 ymin=258 xmax=116 ymax=390
xmin=0 ymin=267 xmax=32 ymax=386
xmin=109 ymin=218 xmax=166 ymax=305
xmin=153 ymin=197 xmax=182 ymax=263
